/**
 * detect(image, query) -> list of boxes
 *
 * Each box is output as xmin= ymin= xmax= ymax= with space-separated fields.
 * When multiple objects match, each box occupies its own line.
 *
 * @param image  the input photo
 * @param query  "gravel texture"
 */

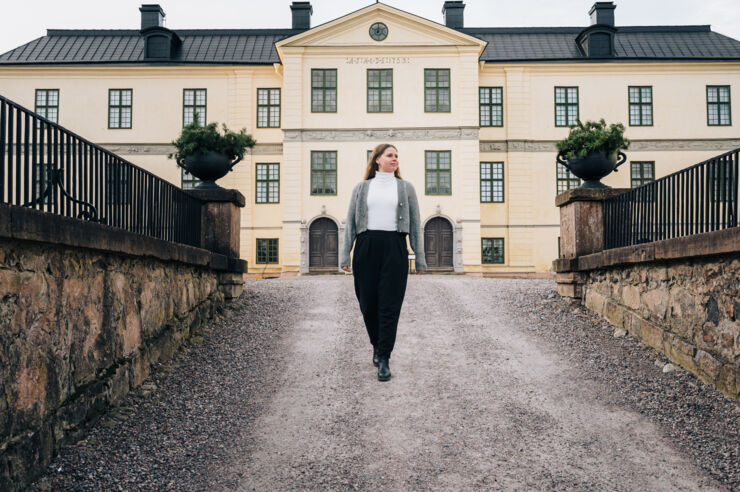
xmin=28 ymin=276 xmax=739 ymax=491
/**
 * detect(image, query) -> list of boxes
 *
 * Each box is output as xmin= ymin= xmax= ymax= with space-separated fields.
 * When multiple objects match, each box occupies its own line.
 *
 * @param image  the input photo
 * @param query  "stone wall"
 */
xmin=0 ymin=237 xmax=223 ymax=490
xmin=583 ymin=256 xmax=739 ymax=399
xmin=0 ymin=237 xmax=222 ymax=489
xmin=554 ymin=189 xmax=740 ymax=401
xmin=0 ymin=195 xmax=247 ymax=491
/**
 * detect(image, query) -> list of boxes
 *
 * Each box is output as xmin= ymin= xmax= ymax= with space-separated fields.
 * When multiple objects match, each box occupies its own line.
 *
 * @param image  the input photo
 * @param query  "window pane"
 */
xmin=641 ymin=106 xmax=652 ymax=125
xmin=121 ymin=108 xmax=131 ymax=127
xmin=110 ymin=90 xmax=120 ymax=105
xmin=555 ymin=88 xmax=565 ymax=103
xmin=629 ymin=87 xmax=639 ymax=103
xmin=641 ymin=87 xmax=651 ymax=102
xmin=195 ymin=90 xmax=206 ymax=105
xmin=184 ymin=90 xmax=194 ymax=105
xmin=567 ymin=88 xmax=577 ymax=102
xmin=258 ymin=89 xmax=268 ymax=105
xmin=719 ymin=87 xmax=730 ymax=102
xmin=270 ymin=90 xmax=280 ymax=105
xmin=480 ymin=88 xmax=490 ymax=104
xmin=312 ymin=70 xmax=323 ymax=86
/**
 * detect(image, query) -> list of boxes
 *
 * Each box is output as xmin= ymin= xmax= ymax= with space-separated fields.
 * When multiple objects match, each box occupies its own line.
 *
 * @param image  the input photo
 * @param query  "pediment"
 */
xmin=276 ymin=3 xmax=486 ymax=53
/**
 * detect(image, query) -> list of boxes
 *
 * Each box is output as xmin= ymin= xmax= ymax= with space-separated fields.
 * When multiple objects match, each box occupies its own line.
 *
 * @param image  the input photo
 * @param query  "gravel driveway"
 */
xmin=30 ymin=276 xmax=739 ymax=491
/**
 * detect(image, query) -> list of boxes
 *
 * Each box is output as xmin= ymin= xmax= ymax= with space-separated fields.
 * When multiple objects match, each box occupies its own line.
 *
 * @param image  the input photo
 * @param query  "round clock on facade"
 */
xmin=369 ymin=22 xmax=388 ymax=41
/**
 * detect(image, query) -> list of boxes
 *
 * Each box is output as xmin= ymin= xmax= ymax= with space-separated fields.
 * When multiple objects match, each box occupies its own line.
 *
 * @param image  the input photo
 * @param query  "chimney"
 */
xmin=139 ymin=4 xmax=165 ymax=31
xmin=290 ymin=2 xmax=312 ymax=30
xmin=442 ymin=1 xmax=465 ymax=29
xmin=589 ymin=2 xmax=615 ymax=26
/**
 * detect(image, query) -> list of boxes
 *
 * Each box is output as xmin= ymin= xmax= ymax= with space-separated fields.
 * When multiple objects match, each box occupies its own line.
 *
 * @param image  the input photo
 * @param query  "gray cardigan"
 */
xmin=340 ymin=178 xmax=427 ymax=271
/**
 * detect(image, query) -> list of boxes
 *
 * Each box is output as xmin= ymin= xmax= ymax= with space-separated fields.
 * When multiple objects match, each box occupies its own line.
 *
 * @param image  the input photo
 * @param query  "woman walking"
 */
xmin=340 ymin=143 xmax=426 ymax=382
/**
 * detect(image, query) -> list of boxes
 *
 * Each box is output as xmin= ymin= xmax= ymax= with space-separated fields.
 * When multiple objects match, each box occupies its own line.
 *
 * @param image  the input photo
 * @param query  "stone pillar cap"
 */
xmin=187 ymin=189 xmax=246 ymax=207
xmin=555 ymin=187 xmax=630 ymax=208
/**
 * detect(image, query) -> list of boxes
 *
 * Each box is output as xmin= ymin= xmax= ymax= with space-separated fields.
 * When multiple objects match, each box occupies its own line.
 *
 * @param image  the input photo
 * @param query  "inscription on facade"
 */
xmin=345 ymin=56 xmax=411 ymax=64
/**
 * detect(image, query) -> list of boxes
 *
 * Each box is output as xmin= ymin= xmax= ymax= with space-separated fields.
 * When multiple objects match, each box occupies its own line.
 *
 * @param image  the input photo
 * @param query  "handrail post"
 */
xmin=187 ymin=188 xmax=246 ymax=300
xmin=553 ymin=188 xmax=629 ymax=298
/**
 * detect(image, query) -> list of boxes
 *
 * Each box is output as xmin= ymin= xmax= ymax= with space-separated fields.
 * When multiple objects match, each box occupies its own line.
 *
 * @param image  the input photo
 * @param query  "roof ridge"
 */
xmin=46 ymin=28 xmax=306 ymax=37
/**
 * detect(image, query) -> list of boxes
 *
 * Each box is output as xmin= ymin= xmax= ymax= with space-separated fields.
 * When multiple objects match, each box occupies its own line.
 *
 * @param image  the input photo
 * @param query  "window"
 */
xmin=257 ymin=88 xmax=280 ymax=128
xmin=425 ymin=151 xmax=451 ymax=195
xmin=479 ymin=87 xmax=503 ymax=126
xmin=709 ymin=159 xmax=732 ymax=203
xmin=480 ymin=162 xmax=504 ymax=203
xmin=256 ymin=163 xmax=280 ymax=203
xmin=631 ymin=161 xmax=655 ymax=201
xmin=556 ymin=163 xmax=581 ymax=193
xmin=424 ymin=69 xmax=450 ymax=112
xmin=311 ymin=151 xmax=337 ymax=195
xmin=35 ymin=89 xmax=59 ymax=124
xmin=630 ymin=161 xmax=655 ymax=188
xmin=367 ymin=69 xmax=393 ymax=112
xmin=108 ymin=89 xmax=132 ymax=129
xmin=105 ymin=161 xmax=131 ymax=205
xmin=256 ymin=238 xmax=279 ymax=264
xmin=181 ymin=168 xmax=200 ymax=190
xmin=628 ymin=86 xmax=653 ymax=126
xmin=311 ymin=69 xmax=337 ymax=112
xmin=554 ymin=87 xmax=578 ymax=127
xmin=482 ymin=238 xmax=504 ymax=264
xmin=183 ymin=89 xmax=206 ymax=126
xmin=707 ymin=86 xmax=731 ymax=126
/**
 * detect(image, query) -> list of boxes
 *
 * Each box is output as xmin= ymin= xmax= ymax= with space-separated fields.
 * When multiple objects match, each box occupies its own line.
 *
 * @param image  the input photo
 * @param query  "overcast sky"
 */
xmin=2 ymin=0 xmax=739 ymax=55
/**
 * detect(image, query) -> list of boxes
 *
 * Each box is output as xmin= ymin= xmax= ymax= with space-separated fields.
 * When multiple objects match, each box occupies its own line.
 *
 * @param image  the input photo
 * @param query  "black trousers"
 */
xmin=352 ymin=230 xmax=409 ymax=359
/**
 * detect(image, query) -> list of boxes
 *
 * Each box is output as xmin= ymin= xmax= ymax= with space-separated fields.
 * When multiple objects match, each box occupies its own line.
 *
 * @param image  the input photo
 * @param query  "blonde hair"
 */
xmin=363 ymin=143 xmax=402 ymax=180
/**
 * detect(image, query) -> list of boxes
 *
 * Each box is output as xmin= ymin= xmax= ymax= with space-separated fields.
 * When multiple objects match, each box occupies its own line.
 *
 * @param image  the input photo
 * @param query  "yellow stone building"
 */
xmin=1 ymin=1 xmax=738 ymax=276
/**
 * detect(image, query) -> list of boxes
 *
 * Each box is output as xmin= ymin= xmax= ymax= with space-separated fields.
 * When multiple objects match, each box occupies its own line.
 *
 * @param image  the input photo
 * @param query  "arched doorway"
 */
xmin=309 ymin=217 xmax=338 ymax=272
xmin=424 ymin=217 xmax=454 ymax=271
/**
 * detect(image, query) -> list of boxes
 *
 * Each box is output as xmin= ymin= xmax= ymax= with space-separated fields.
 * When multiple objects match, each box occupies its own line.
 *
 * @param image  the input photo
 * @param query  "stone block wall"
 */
xmin=0 ymin=238 xmax=223 ymax=490
xmin=583 ymin=256 xmax=739 ymax=399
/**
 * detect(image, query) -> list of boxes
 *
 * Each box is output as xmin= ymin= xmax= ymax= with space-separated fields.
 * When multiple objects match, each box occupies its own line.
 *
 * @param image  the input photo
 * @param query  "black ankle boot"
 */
xmin=373 ymin=347 xmax=380 ymax=367
xmin=377 ymin=357 xmax=391 ymax=382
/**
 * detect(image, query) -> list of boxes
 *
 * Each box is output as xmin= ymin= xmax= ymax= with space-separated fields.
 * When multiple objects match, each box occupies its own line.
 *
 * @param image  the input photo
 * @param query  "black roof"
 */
xmin=1 ymin=25 xmax=739 ymax=65
xmin=463 ymin=26 xmax=740 ymax=62
xmin=0 ymin=29 xmax=303 ymax=65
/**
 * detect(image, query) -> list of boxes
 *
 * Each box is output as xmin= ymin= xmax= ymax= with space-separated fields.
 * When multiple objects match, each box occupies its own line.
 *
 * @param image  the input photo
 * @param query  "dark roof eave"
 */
xmin=480 ymin=57 xmax=740 ymax=63
xmin=0 ymin=61 xmax=281 ymax=66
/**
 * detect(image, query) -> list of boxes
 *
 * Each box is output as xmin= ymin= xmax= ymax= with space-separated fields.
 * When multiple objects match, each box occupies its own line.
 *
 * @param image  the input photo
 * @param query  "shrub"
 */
xmin=555 ymin=118 xmax=630 ymax=160
xmin=169 ymin=116 xmax=255 ymax=162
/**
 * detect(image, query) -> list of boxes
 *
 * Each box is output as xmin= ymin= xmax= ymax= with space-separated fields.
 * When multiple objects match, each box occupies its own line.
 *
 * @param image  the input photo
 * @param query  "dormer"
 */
xmin=139 ymin=4 xmax=182 ymax=61
xmin=576 ymin=2 xmax=617 ymax=58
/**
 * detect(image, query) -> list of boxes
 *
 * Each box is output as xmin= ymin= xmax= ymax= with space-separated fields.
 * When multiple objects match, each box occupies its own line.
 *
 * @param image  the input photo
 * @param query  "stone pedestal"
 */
xmin=553 ymin=188 xmax=628 ymax=298
xmin=189 ymin=189 xmax=246 ymax=300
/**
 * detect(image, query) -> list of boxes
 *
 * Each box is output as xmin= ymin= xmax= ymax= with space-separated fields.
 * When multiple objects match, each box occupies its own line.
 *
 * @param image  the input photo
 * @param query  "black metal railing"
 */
xmin=0 ymin=94 xmax=201 ymax=247
xmin=603 ymin=148 xmax=739 ymax=250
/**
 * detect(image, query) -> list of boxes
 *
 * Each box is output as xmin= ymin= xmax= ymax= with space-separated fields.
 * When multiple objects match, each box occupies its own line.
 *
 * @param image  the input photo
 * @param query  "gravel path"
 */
xmin=29 ymin=276 xmax=739 ymax=491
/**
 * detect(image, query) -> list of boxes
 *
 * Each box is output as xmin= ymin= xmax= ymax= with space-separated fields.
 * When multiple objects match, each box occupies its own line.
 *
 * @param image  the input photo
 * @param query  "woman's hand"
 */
xmin=341 ymin=265 xmax=351 ymax=273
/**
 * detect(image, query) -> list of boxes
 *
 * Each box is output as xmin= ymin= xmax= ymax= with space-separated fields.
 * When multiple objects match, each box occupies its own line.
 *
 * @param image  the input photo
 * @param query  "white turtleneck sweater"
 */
xmin=366 ymin=171 xmax=398 ymax=231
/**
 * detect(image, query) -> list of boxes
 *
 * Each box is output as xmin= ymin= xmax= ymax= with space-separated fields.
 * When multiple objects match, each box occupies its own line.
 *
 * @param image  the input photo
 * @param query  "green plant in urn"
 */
xmin=169 ymin=117 xmax=256 ymax=189
xmin=556 ymin=118 xmax=630 ymax=189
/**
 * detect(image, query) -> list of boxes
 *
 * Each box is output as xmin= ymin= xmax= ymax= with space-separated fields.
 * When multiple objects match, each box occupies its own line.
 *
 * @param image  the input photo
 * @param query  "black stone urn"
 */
xmin=177 ymin=150 xmax=243 ymax=190
xmin=556 ymin=149 xmax=627 ymax=189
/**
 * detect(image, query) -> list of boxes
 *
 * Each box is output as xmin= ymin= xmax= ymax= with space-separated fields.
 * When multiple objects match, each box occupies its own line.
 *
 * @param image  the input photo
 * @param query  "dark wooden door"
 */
xmin=309 ymin=218 xmax=338 ymax=271
xmin=424 ymin=217 xmax=453 ymax=270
